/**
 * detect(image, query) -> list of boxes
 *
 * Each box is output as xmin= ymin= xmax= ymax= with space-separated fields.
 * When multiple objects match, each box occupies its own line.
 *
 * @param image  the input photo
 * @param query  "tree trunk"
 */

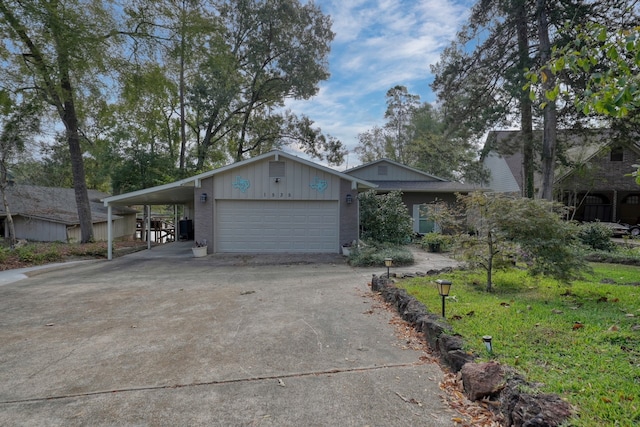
xmin=0 ymin=1 xmax=93 ymax=242
xmin=61 ymin=73 xmax=94 ymax=243
xmin=516 ymin=0 xmax=535 ymax=199
xmin=178 ymin=0 xmax=187 ymax=174
xmin=0 ymin=185 xmax=17 ymax=248
xmin=537 ymin=0 xmax=557 ymax=201
xmin=0 ymin=153 xmax=16 ymax=246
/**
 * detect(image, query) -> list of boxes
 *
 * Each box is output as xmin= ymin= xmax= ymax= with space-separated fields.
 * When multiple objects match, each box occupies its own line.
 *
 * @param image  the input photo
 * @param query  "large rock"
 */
xmin=380 ymin=286 xmax=408 ymax=307
xmin=400 ymin=299 xmax=428 ymax=324
xmin=438 ymin=333 xmax=464 ymax=352
xmin=501 ymin=375 xmax=573 ymax=427
xmin=416 ymin=316 xmax=453 ymax=349
xmin=460 ymin=361 xmax=505 ymax=400
xmin=445 ymin=349 xmax=477 ymax=373
xmin=438 ymin=334 xmax=476 ymax=372
xmin=371 ymin=274 xmax=392 ymax=292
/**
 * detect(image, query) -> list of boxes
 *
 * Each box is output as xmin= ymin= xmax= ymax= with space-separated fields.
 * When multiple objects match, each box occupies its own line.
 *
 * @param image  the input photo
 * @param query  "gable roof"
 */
xmin=345 ymin=158 xmax=482 ymax=193
xmin=0 ymin=185 xmax=136 ymax=225
xmin=104 ymin=150 xmax=377 ymax=207
xmin=345 ymin=158 xmax=448 ymax=182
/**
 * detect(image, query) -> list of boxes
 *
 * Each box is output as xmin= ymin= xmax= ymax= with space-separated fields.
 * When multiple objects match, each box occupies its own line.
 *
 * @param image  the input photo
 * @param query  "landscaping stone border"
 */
xmin=370 ymin=273 xmax=573 ymax=427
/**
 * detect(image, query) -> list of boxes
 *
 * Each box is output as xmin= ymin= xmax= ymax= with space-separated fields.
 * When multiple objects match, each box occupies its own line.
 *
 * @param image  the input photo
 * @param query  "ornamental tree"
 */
xmin=427 ymin=192 xmax=586 ymax=291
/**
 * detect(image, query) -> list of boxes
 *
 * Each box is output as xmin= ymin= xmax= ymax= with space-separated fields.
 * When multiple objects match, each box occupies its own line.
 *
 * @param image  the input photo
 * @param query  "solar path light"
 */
xmin=436 ymin=279 xmax=452 ymax=318
xmin=384 ymin=258 xmax=393 ymax=278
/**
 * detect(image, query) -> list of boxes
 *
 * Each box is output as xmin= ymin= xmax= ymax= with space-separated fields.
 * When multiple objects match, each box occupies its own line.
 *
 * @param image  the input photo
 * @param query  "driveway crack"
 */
xmin=1 ymin=362 xmax=424 ymax=405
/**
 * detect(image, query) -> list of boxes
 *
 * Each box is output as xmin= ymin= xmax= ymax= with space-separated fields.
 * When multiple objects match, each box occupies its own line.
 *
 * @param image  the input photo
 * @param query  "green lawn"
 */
xmin=400 ymin=264 xmax=640 ymax=427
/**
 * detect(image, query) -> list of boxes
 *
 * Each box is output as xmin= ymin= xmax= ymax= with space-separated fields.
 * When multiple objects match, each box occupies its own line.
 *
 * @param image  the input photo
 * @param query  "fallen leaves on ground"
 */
xmin=364 ymin=290 xmax=504 ymax=427
xmin=440 ymin=373 xmax=504 ymax=427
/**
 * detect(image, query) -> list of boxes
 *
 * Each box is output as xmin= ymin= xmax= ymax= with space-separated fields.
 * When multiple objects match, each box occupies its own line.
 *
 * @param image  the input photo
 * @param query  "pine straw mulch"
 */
xmin=361 ymin=283 xmax=505 ymax=427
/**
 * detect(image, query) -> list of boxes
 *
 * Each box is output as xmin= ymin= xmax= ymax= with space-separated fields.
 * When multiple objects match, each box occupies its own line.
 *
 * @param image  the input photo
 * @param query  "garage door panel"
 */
xmin=217 ymin=200 xmax=339 ymax=253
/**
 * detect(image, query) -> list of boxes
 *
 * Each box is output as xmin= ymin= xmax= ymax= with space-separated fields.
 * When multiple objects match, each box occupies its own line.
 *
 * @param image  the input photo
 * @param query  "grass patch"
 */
xmin=400 ymin=264 xmax=640 ymax=427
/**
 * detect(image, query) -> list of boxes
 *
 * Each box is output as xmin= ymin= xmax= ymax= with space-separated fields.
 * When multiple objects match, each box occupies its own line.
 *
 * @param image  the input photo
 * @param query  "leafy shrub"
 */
xmin=0 ymin=246 xmax=9 ymax=264
xmin=420 ymin=232 xmax=452 ymax=252
xmin=348 ymin=241 xmax=414 ymax=267
xmin=578 ymin=222 xmax=616 ymax=251
xmin=39 ymin=247 xmax=63 ymax=263
xmin=358 ymin=190 xmax=413 ymax=244
xmin=15 ymin=245 xmax=37 ymax=263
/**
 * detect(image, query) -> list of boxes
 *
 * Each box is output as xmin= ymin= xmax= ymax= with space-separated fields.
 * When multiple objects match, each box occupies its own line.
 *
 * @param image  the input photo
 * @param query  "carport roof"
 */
xmin=103 ymin=150 xmax=377 ymax=207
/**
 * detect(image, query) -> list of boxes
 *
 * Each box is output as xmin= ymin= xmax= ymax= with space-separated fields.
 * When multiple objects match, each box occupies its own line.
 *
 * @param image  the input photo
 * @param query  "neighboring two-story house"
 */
xmin=482 ymin=130 xmax=640 ymax=225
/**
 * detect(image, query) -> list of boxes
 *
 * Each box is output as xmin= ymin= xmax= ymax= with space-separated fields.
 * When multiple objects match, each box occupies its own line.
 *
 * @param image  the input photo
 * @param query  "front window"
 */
xmin=610 ymin=147 xmax=623 ymax=162
xmin=414 ymin=204 xmax=435 ymax=234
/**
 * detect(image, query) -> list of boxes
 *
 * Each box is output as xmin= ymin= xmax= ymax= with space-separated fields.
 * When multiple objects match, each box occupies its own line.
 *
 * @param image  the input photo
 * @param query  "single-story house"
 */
xmin=102 ymin=150 xmax=376 ymax=258
xmin=482 ymin=129 xmax=640 ymax=224
xmin=0 ymin=184 xmax=137 ymax=242
xmin=344 ymin=158 xmax=483 ymax=234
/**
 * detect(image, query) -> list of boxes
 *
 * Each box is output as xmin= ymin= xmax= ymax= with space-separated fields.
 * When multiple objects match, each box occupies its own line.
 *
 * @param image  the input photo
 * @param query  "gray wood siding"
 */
xmin=12 ymin=217 xmax=67 ymax=242
xmin=10 ymin=215 xmax=136 ymax=243
xmin=213 ymin=158 xmax=340 ymax=200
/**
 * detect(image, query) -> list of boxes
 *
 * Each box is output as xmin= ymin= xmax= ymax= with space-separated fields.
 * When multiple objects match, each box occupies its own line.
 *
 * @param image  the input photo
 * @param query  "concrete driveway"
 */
xmin=0 ymin=244 xmax=459 ymax=426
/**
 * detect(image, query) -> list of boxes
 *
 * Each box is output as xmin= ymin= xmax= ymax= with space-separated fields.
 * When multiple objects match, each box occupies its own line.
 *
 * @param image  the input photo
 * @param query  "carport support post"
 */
xmin=174 ymin=205 xmax=178 ymax=242
xmin=107 ymin=205 xmax=113 ymax=260
xmin=146 ymin=205 xmax=151 ymax=250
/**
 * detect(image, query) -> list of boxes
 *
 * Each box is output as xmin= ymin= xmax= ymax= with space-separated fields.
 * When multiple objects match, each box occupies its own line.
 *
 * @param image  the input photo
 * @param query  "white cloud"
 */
xmin=289 ymin=0 xmax=471 ymax=166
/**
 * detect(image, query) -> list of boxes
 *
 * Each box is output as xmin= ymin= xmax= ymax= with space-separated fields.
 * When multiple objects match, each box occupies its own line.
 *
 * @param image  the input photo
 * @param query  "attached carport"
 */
xmin=103 ymin=177 xmax=199 ymax=260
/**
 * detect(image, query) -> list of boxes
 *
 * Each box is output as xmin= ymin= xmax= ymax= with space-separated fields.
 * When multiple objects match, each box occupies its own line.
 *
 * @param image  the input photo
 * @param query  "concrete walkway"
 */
xmin=0 ymin=245 xmax=461 ymax=426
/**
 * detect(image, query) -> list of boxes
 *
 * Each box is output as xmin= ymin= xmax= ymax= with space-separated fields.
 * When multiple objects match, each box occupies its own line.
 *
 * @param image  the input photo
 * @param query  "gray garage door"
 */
xmin=216 ymin=200 xmax=339 ymax=253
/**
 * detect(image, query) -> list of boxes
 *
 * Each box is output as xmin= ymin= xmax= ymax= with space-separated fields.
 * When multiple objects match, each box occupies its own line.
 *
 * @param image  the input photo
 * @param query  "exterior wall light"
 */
xmin=436 ymin=279 xmax=452 ymax=318
xmin=384 ymin=257 xmax=393 ymax=278
xmin=200 ymin=193 xmax=208 ymax=203
xmin=346 ymin=194 xmax=353 ymax=204
xmin=483 ymin=335 xmax=493 ymax=353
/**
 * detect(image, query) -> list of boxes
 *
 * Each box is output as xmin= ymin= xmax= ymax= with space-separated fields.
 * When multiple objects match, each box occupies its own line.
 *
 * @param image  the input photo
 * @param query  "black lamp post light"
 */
xmin=384 ymin=257 xmax=393 ymax=278
xmin=436 ymin=279 xmax=452 ymax=318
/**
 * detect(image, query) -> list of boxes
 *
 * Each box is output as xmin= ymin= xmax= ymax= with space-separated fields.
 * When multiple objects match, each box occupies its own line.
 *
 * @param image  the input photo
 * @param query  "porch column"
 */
xmin=174 ymin=205 xmax=179 ymax=242
xmin=147 ymin=205 xmax=151 ymax=250
xmin=107 ymin=205 xmax=113 ymax=260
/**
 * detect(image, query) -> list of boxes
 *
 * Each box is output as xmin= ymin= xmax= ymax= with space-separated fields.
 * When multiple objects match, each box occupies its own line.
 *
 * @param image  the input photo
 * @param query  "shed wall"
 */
xmin=11 ymin=217 xmax=67 ymax=242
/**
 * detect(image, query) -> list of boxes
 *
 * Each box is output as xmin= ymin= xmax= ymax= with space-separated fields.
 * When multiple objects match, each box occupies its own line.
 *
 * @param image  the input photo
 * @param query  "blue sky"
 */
xmin=286 ymin=0 xmax=473 ymax=168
